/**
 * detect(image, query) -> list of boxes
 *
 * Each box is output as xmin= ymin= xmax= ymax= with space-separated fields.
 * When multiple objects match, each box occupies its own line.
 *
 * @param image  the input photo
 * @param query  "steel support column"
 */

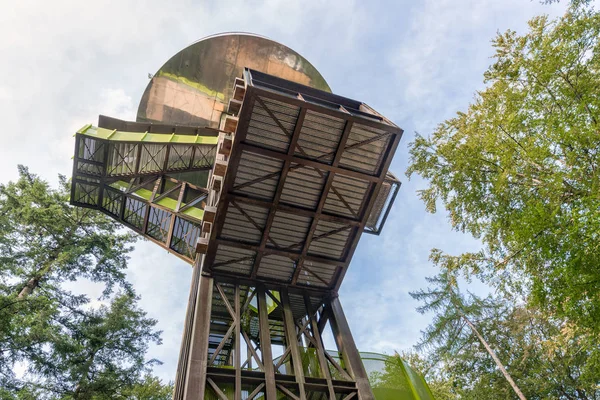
xmin=329 ymin=296 xmax=375 ymax=400
xmin=182 ymin=258 xmax=214 ymax=400
xmin=257 ymin=285 xmax=278 ymax=399
xmin=173 ymin=258 xmax=202 ymax=400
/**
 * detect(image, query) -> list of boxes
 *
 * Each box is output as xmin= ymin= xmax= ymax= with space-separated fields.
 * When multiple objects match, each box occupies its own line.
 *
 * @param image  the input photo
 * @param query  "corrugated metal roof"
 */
xmin=280 ymin=164 xmax=328 ymax=210
xmin=213 ymin=245 xmax=256 ymax=276
xmin=269 ymin=211 xmax=312 ymax=251
xmin=295 ymin=111 xmax=345 ymax=164
xmin=232 ymin=152 xmax=283 ymax=201
xmin=221 ymin=202 xmax=269 ymax=245
xmin=296 ymin=260 xmax=338 ymax=288
xmin=246 ymin=97 xmax=299 ymax=152
xmin=257 ymin=254 xmax=297 ymax=282
xmin=339 ymin=123 xmax=390 ymax=175
xmin=323 ymin=174 xmax=369 ymax=218
xmin=308 ymin=220 xmax=352 ymax=260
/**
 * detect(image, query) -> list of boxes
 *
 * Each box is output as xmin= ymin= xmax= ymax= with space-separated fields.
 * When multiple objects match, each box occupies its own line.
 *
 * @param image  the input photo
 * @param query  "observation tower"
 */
xmin=69 ymin=33 xmax=427 ymax=400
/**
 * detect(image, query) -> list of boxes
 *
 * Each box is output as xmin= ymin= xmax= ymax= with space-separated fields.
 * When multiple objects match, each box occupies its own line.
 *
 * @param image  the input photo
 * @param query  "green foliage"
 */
xmin=0 ymin=165 xmax=136 ymax=298
xmin=117 ymin=376 xmax=174 ymax=400
xmin=408 ymin=6 xmax=600 ymax=397
xmin=410 ymin=272 xmax=502 ymax=360
xmin=25 ymin=293 xmax=162 ymax=399
xmin=0 ymin=166 xmax=171 ymax=399
xmin=407 ymin=7 xmax=600 ymax=332
xmin=412 ymin=272 xmax=600 ymax=399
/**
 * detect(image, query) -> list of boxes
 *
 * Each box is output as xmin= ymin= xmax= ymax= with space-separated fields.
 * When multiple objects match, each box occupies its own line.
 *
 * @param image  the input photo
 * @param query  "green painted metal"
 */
xmin=110 ymin=181 xmax=204 ymax=221
xmin=78 ymin=125 xmax=219 ymax=145
xmin=361 ymin=352 xmax=436 ymax=400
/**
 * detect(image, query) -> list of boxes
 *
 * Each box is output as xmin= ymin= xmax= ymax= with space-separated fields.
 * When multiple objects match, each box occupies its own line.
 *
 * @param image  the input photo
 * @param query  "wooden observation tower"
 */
xmin=70 ymin=33 xmax=403 ymax=400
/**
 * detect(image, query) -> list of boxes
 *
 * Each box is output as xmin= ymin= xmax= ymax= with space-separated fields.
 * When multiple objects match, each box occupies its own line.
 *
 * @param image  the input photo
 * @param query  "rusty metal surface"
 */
xmin=137 ymin=33 xmax=331 ymax=128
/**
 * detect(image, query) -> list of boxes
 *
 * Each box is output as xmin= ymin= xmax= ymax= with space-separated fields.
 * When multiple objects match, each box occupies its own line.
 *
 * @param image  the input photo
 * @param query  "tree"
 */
xmin=18 ymin=293 xmax=164 ymax=400
xmin=412 ymin=270 xmax=600 ymax=399
xmin=0 ymin=165 xmax=136 ymax=300
xmin=411 ymin=271 xmax=527 ymax=400
xmin=406 ymin=7 xmax=600 ymax=333
xmin=0 ymin=166 xmax=136 ymax=383
xmin=0 ymin=167 xmax=171 ymax=398
xmin=119 ymin=375 xmax=174 ymax=400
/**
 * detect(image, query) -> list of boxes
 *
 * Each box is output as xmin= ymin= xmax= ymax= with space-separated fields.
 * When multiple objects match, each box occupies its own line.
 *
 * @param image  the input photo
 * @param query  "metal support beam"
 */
xmin=183 ymin=262 xmax=214 ymax=400
xmin=281 ymin=289 xmax=307 ymax=400
xmin=305 ymin=295 xmax=336 ymax=399
xmin=173 ymin=259 xmax=202 ymax=400
xmin=257 ymin=286 xmax=277 ymax=399
xmin=329 ymin=296 xmax=375 ymax=400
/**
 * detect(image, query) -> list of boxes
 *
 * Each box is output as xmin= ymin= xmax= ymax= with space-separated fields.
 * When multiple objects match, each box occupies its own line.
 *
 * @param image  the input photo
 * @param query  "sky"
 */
xmin=0 ymin=0 xmax=568 ymax=383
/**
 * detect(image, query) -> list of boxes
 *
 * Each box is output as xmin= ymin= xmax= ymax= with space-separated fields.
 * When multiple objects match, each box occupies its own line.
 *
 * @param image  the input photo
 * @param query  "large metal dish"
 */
xmin=137 ymin=32 xmax=331 ymax=128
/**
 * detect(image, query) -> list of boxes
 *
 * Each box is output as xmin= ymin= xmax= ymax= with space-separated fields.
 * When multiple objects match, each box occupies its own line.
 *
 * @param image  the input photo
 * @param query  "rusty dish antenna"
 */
xmin=137 ymin=32 xmax=331 ymax=128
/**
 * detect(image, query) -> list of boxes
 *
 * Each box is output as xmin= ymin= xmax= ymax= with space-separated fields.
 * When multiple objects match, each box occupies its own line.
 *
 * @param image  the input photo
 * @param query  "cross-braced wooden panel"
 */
xmin=204 ymin=69 xmax=403 ymax=291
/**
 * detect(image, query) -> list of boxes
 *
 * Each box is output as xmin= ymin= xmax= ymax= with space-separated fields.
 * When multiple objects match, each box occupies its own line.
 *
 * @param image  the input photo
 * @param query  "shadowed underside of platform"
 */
xmin=202 ymin=69 xmax=403 ymax=292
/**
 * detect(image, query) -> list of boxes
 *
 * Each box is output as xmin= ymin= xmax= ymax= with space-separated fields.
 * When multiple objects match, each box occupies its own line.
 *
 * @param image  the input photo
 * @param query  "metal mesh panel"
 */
xmin=107 ymin=143 xmax=138 ymax=175
xmin=123 ymin=197 xmax=146 ymax=229
xmin=167 ymin=144 xmax=194 ymax=170
xmin=73 ymin=181 xmax=99 ymax=206
xmin=139 ymin=144 xmax=167 ymax=173
xmin=147 ymin=206 xmax=172 ymax=243
xmin=170 ymin=217 xmax=201 ymax=260
xmin=101 ymin=187 xmax=122 ymax=217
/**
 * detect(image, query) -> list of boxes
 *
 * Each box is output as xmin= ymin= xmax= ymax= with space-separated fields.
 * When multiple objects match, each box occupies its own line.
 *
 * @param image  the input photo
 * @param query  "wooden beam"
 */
xmin=183 ymin=269 xmax=214 ymax=400
xmin=239 ymin=142 xmax=381 ymax=183
xmin=252 ymin=85 xmax=403 ymax=135
xmin=334 ymin=129 xmax=402 ymax=291
xmin=229 ymin=195 xmax=360 ymax=227
xmin=281 ymin=289 xmax=307 ymax=400
xmin=292 ymin=120 xmax=354 ymax=285
xmin=257 ymin=286 xmax=277 ymax=399
xmin=304 ymin=294 xmax=336 ymax=399
xmin=234 ymin=285 xmax=241 ymax=400
xmin=204 ymin=90 xmax=255 ymax=268
xmin=329 ymin=296 xmax=375 ymax=400
xmin=172 ymin=258 xmax=202 ymax=400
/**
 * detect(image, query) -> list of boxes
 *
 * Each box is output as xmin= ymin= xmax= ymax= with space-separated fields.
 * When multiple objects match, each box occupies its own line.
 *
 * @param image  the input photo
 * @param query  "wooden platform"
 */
xmin=202 ymin=69 xmax=403 ymax=292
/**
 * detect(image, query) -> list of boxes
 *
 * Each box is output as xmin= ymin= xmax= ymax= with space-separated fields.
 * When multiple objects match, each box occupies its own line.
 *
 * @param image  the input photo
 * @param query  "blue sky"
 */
xmin=0 ymin=0 xmax=567 ymax=382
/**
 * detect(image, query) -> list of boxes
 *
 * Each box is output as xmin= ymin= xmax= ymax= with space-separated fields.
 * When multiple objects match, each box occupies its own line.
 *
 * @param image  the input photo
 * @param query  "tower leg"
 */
xmin=172 ymin=260 xmax=202 ymax=400
xmin=179 ymin=258 xmax=213 ymax=400
xmin=329 ymin=296 xmax=376 ymax=400
xmin=174 ymin=278 xmax=372 ymax=399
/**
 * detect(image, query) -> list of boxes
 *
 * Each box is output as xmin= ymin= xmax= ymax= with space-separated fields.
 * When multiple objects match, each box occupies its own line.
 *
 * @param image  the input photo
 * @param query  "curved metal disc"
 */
xmin=137 ymin=33 xmax=331 ymax=127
